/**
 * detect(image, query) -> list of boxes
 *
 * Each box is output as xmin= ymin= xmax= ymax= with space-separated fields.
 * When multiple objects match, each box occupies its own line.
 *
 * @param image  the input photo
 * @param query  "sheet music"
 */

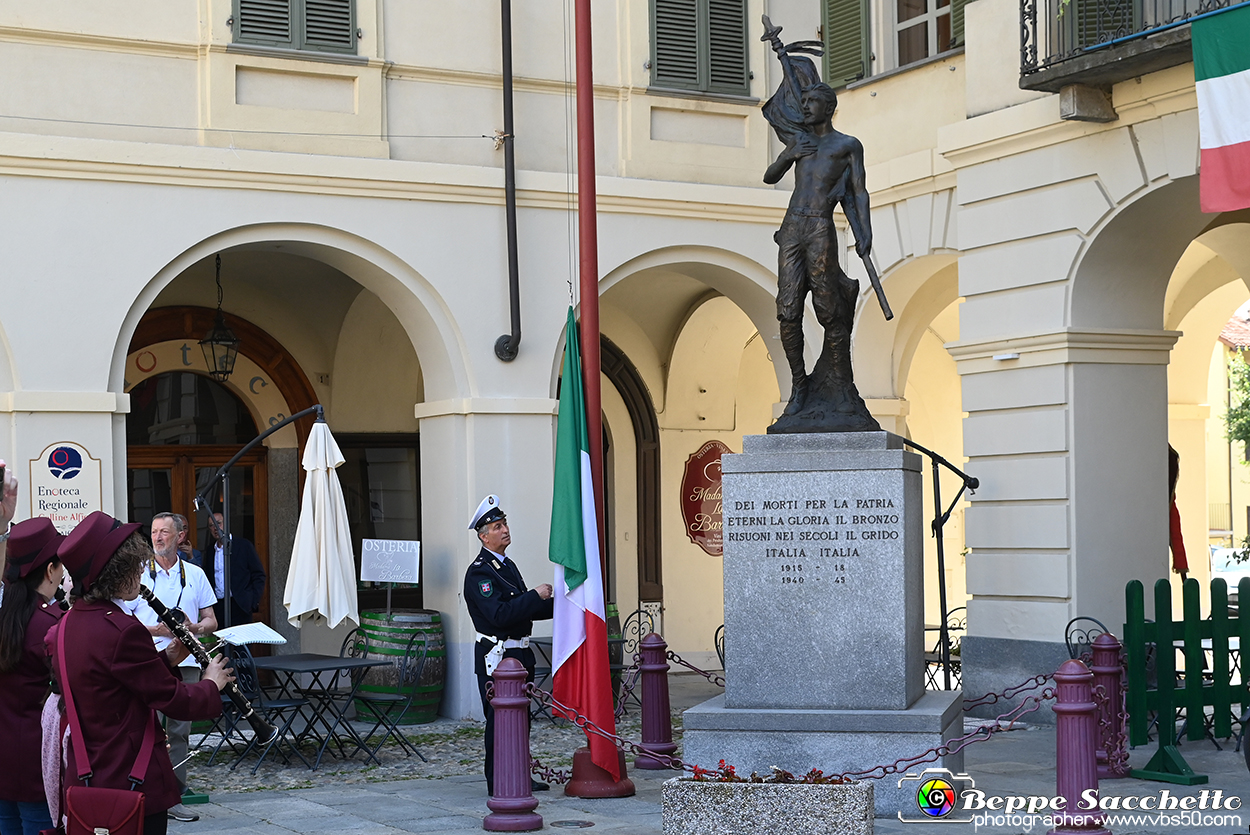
xmin=214 ymin=622 xmax=287 ymax=646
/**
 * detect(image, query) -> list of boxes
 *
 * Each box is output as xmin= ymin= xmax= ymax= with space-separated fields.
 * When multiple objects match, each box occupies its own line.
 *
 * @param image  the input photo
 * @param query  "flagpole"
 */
xmin=575 ymin=0 xmax=606 ymax=575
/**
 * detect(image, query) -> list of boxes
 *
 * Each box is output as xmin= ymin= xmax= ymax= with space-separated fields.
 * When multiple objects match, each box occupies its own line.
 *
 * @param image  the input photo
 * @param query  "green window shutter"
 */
xmin=236 ymin=0 xmax=295 ymax=48
xmin=823 ymin=0 xmax=869 ymax=89
xmin=1072 ymin=0 xmax=1135 ymax=48
xmin=707 ymin=0 xmax=749 ymax=95
xmin=950 ymin=0 xmax=967 ymax=47
xmin=653 ymin=0 xmax=700 ymax=90
xmin=302 ymin=0 xmax=355 ymax=53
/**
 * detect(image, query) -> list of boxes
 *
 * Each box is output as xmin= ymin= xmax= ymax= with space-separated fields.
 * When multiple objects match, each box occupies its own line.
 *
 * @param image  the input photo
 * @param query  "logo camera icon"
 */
xmin=897 ymin=768 xmax=976 ymax=824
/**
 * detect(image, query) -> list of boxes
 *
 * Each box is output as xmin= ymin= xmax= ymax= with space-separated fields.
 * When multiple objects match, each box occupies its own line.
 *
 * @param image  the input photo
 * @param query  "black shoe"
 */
xmin=168 ymin=805 xmax=199 ymax=823
xmin=531 ymin=779 xmax=550 ymax=792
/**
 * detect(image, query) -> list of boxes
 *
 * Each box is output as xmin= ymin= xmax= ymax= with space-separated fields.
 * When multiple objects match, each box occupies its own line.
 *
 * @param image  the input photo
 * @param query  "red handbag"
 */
xmin=54 ymin=611 xmax=157 ymax=835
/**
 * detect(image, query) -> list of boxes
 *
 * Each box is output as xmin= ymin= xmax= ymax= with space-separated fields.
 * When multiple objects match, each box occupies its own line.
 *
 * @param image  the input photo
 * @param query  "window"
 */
xmin=233 ymin=0 xmax=356 ymax=54
xmin=823 ymin=0 xmax=967 ymax=87
xmin=651 ymin=0 xmax=749 ymax=96
xmin=895 ymin=0 xmax=951 ymax=66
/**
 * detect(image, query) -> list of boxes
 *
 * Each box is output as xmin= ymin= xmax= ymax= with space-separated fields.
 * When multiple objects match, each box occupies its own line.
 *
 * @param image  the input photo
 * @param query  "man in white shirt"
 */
xmin=129 ymin=512 xmax=218 ymax=822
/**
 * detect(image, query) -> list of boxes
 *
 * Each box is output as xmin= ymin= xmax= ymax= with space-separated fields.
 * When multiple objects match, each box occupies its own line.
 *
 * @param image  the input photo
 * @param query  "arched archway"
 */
xmin=109 ymin=224 xmax=469 ymax=406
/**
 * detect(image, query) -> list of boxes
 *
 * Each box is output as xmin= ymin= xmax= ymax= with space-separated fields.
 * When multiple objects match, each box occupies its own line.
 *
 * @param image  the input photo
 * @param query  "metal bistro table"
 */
xmin=252 ymin=653 xmax=389 ymax=769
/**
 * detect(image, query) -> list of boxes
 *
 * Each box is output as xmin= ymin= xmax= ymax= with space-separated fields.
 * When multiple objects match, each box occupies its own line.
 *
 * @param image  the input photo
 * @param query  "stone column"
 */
xmin=415 ymin=399 xmax=558 ymax=721
xmin=949 ymin=330 xmax=1178 ymax=709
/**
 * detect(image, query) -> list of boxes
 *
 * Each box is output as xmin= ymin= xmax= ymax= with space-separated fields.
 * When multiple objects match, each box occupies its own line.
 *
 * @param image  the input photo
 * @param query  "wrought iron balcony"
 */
xmin=1020 ymin=0 xmax=1233 ymax=92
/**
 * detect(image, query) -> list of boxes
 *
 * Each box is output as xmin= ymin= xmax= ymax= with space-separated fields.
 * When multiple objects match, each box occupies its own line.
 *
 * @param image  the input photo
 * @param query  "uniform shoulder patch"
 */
xmin=479 ymin=581 xmax=493 ymax=597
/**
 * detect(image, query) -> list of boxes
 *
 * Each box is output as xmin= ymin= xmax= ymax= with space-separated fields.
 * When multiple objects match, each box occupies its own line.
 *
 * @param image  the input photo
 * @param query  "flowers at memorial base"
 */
xmin=690 ymin=761 xmax=848 ymax=784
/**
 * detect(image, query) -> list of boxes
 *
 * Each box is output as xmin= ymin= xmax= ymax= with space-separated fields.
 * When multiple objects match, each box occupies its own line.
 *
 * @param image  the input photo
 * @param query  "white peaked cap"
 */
xmin=469 ymin=494 xmax=506 ymax=530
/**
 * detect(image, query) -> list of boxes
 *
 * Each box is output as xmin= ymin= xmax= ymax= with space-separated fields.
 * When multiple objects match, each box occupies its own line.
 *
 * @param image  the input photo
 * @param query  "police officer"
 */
xmin=463 ymin=495 xmax=553 ymax=795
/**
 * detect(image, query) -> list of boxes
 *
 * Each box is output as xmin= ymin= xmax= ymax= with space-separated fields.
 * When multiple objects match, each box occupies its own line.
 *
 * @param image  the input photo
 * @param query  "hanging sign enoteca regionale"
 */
xmin=29 ymin=442 xmax=102 ymax=533
xmin=680 ymin=440 xmax=731 ymax=557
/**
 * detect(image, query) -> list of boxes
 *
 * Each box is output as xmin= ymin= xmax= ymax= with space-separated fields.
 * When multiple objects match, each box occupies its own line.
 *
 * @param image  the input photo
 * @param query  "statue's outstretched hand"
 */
xmin=856 ymin=234 xmax=873 ymax=259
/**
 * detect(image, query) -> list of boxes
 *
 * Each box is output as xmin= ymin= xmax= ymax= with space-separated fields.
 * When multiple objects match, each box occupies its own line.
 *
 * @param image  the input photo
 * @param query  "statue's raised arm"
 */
xmin=759 ymin=17 xmax=827 ymax=148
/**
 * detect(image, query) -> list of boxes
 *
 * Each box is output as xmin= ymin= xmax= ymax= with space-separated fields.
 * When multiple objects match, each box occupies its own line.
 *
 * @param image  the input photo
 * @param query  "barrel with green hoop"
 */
xmin=355 ymin=609 xmax=446 ymax=724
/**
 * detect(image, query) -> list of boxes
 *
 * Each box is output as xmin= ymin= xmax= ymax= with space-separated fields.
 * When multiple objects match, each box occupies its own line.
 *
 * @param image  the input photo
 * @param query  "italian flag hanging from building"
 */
xmin=549 ymin=306 xmax=620 ymax=780
xmin=1194 ymin=2 xmax=1250 ymax=212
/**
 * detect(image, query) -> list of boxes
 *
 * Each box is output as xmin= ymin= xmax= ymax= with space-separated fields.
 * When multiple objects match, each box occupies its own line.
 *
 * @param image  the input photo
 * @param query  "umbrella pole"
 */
xmin=387 ymin=583 xmax=392 ymax=619
xmin=222 ymin=470 xmax=232 ymax=629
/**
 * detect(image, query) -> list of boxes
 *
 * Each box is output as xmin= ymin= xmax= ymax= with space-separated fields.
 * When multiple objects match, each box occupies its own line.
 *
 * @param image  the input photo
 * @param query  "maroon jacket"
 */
xmin=0 ymin=600 xmax=63 ymax=803
xmin=47 ymin=599 xmax=221 ymax=813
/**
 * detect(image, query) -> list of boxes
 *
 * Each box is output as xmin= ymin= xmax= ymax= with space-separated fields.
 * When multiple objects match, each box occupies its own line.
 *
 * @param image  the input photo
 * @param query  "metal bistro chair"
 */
xmin=615 ymin=608 xmax=655 ymax=714
xmin=714 ymin=623 xmax=725 ymax=670
xmin=924 ymin=606 xmax=966 ymax=690
xmin=1065 ymin=616 xmax=1111 ymax=660
xmin=227 ymin=644 xmax=312 ymax=774
xmin=347 ymin=628 xmax=429 ymax=762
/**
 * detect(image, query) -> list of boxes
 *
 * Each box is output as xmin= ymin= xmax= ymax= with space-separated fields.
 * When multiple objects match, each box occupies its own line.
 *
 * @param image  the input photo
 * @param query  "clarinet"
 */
xmin=138 ymin=586 xmax=279 ymax=745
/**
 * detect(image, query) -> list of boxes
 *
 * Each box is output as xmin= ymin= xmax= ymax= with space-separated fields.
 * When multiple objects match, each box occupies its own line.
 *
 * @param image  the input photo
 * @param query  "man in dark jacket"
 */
xmin=205 ymin=512 xmax=266 ymax=628
xmin=463 ymin=494 xmax=553 ymax=795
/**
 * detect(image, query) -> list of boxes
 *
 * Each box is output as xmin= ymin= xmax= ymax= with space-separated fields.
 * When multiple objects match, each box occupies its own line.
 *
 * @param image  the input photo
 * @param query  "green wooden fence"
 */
xmin=1124 ymin=576 xmax=1250 ymax=784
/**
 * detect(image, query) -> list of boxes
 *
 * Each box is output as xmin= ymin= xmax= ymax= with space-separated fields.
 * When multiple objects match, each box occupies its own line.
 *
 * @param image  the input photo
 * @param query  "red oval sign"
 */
xmin=681 ymin=440 xmax=731 ymax=557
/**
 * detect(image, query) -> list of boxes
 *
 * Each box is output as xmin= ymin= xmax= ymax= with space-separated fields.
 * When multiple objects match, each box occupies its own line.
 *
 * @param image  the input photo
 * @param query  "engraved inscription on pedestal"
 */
xmin=722 ymin=432 xmax=923 ymax=711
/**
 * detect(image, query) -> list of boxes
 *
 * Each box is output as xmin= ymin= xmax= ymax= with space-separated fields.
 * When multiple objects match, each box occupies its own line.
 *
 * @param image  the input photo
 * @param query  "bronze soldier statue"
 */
xmin=761 ymin=16 xmax=892 ymax=434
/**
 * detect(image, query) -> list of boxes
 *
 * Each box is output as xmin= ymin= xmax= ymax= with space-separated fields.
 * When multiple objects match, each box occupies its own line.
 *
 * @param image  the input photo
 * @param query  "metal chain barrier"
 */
xmin=665 ymin=650 xmax=725 ymax=688
xmin=962 ymin=673 xmax=1052 ymax=711
xmin=504 ymin=666 xmax=1066 ymax=786
xmin=530 ymin=756 xmax=572 ymax=785
xmin=526 ymin=683 xmax=696 ymax=775
xmin=1092 ymin=683 xmax=1130 ymax=775
xmin=834 ymin=684 xmax=1058 ymax=781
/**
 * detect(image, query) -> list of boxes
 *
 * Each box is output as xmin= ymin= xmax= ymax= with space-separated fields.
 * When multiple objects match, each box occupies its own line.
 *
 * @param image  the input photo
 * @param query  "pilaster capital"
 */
xmin=948 ymin=328 xmax=1180 ymax=374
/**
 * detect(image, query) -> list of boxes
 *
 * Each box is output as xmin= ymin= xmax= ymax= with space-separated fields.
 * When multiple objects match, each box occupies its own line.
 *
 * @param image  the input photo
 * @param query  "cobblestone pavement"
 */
xmin=186 ymin=707 xmax=655 ymax=794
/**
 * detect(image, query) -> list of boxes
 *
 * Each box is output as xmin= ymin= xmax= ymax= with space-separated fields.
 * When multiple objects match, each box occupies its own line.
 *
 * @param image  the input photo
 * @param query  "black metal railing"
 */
xmin=1021 ymin=0 xmax=1237 ymax=82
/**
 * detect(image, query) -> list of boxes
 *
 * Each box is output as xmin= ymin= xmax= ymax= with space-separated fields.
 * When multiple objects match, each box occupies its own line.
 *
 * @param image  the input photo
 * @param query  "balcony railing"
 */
xmin=1020 ymin=0 xmax=1237 ymax=91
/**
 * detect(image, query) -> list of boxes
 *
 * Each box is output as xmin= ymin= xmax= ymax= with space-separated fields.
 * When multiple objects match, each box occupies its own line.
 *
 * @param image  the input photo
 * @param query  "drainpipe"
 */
xmin=494 ymin=0 xmax=522 ymax=361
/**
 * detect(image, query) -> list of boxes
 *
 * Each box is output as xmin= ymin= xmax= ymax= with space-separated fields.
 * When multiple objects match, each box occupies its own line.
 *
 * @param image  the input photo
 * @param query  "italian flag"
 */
xmin=1194 ymin=3 xmax=1250 ymax=212
xmin=549 ymin=306 xmax=620 ymax=780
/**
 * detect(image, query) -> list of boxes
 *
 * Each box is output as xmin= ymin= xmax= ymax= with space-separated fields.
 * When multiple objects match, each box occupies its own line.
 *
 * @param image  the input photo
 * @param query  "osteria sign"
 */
xmin=681 ymin=440 xmax=730 ymax=556
xmin=29 ymin=442 xmax=102 ymax=533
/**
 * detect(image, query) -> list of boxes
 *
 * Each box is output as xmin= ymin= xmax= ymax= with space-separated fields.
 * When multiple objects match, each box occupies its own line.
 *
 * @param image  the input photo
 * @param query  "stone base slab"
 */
xmin=661 ymin=777 xmax=873 ymax=835
xmin=682 ymin=690 xmax=964 ymax=816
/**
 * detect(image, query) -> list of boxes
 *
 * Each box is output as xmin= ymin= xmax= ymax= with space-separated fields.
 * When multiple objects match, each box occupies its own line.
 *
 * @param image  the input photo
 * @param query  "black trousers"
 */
xmin=475 ymin=642 xmax=536 ymax=793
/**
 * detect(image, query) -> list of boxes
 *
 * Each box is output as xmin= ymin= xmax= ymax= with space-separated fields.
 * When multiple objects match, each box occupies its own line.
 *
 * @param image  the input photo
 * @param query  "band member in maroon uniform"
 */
xmin=0 ymin=518 xmax=65 ymax=835
xmin=50 ymin=512 xmax=233 ymax=835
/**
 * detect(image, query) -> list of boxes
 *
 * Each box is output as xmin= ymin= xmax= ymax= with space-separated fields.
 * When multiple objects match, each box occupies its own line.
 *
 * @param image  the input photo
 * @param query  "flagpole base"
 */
xmin=563 ymin=748 xmax=635 ymax=798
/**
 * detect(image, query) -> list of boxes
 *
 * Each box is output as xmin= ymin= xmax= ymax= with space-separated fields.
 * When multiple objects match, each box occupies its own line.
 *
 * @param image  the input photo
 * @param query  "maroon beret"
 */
xmin=57 ymin=511 xmax=142 ymax=590
xmin=4 ymin=517 xmax=65 ymax=581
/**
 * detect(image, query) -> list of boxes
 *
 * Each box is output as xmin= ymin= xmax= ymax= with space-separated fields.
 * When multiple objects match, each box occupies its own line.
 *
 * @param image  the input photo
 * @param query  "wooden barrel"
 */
xmin=355 ymin=609 xmax=446 ymax=724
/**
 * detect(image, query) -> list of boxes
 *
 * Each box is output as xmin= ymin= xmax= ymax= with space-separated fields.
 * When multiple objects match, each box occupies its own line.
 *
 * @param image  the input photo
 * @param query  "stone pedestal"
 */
xmin=682 ymin=432 xmax=965 ymax=815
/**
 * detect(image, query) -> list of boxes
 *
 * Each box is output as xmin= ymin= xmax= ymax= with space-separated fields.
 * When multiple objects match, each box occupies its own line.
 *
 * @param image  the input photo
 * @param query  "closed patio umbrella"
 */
xmin=284 ymin=420 xmax=359 ymax=629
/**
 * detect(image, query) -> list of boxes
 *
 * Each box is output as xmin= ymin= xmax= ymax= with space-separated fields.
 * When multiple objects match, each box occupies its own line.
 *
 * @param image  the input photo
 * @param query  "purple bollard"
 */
xmin=1090 ymin=633 xmax=1128 ymax=780
xmin=1048 ymin=659 xmax=1110 ymax=835
xmin=484 ymin=658 xmax=542 ymax=832
xmin=635 ymin=632 xmax=678 ymax=769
